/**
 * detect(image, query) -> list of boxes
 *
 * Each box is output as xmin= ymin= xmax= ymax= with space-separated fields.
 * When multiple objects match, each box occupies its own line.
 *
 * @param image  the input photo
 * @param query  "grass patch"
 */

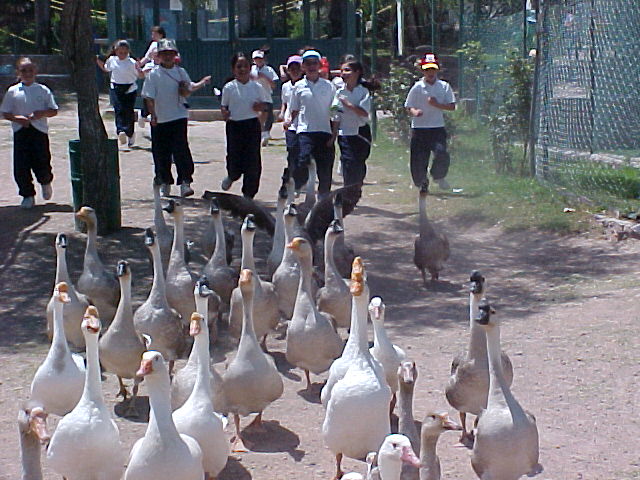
xmin=369 ymin=115 xmax=592 ymax=233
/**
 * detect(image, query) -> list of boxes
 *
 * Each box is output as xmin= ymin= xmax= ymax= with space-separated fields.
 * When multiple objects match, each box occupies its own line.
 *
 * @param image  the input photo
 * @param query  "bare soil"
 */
xmin=1 ymin=98 xmax=639 ymax=480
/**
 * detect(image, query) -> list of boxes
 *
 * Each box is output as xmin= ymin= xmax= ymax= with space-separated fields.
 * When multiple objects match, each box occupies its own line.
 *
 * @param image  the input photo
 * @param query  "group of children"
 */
xmin=2 ymin=36 xmax=456 ymax=209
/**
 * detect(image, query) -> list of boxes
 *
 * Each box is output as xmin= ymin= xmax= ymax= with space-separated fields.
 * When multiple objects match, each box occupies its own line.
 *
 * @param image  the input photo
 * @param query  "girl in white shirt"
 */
xmin=279 ymin=55 xmax=304 ymax=176
xmin=97 ymin=39 xmax=143 ymax=147
xmin=334 ymin=59 xmax=376 ymax=187
xmin=220 ymin=52 xmax=270 ymax=198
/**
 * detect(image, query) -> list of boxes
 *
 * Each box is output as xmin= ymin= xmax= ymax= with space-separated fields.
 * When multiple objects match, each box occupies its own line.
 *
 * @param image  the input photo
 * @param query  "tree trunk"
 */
xmin=35 ymin=0 xmax=51 ymax=53
xmin=62 ymin=0 xmax=119 ymax=235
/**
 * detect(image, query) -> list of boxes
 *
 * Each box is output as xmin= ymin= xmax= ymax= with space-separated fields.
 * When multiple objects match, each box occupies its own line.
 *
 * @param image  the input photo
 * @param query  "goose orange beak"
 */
xmin=190 ymin=312 xmax=203 ymax=336
xmin=83 ymin=306 xmax=100 ymax=333
xmin=400 ymin=445 xmax=421 ymax=468
xmin=239 ymin=269 xmax=252 ymax=285
xmin=286 ymin=237 xmax=304 ymax=250
xmin=29 ymin=407 xmax=50 ymax=444
xmin=137 ymin=358 xmax=153 ymax=376
xmin=440 ymin=413 xmax=463 ymax=431
xmin=350 ymin=257 xmax=364 ymax=296
xmin=55 ymin=282 xmax=71 ymax=303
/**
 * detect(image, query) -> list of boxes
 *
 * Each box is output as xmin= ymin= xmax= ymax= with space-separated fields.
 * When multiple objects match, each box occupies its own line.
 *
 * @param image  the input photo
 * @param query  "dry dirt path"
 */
xmin=0 ymin=99 xmax=639 ymax=479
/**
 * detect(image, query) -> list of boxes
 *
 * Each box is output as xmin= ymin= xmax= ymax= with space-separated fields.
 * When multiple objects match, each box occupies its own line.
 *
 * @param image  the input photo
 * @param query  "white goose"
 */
xmin=75 ymin=206 xmax=119 ymax=326
xmin=47 ymin=306 xmax=124 ymax=479
xmin=228 ymin=215 xmax=280 ymax=349
xmin=31 ymin=282 xmax=85 ymax=416
xmin=173 ymin=312 xmax=229 ymax=479
xmin=316 ymin=219 xmax=352 ymax=329
xmin=419 ymin=412 xmax=462 ymax=480
xmin=163 ymin=200 xmax=197 ymax=327
xmin=222 ymin=269 xmax=284 ymax=452
xmin=125 ymin=351 xmax=204 ymax=480
xmin=272 ymin=203 xmax=302 ymax=321
xmin=202 ymin=199 xmax=238 ymax=310
xmin=133 ymin=228 xmax=184 ymax=374
xmin=445 ymin=271 xmax=513 ymax=445
xmin=99 ymin=260 xmax=147 ymax=417
xmin=285 ymin=236 xmax=344 ymax=389
xmin=342 ymin=434 xmax=421 ymax=480
xmin=18 ymin=404 xmax=50 ymax=480
xmin=369 ymin=296 xmax=406 ymax=413
xmin=471 ymin=301 xmax=540 ymax=480
xmin=153 ymin=181 xmax=173 ymax=272
xmin=266 ymin=183 xmax=289 ymax=279
xmin=322 ymin=257 xmax=392 ymax=479
xmin=171 ymin=277 xmax=224 ymax=412
xmin=46 ymin=233 xmax=90 ymax=349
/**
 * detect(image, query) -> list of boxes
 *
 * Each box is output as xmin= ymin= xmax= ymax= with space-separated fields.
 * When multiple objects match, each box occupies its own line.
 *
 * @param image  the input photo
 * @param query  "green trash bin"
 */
xmin=69 ymin=138 xmax=121 ymax=234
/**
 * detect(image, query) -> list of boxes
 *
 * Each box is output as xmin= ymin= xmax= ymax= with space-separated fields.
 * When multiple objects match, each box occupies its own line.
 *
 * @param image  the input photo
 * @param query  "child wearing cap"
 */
xmin=285 ymin=49 xmax=337 ymax=199
xmin=404 ymin=53 xmax=456 ymax=190
xmin=0 ymin=57 xmax=58 ymax=209
xmin=141 ymin=39 xmax=210 ymax=197
xmin=279 ymin=55 xmax=304 ymax=175
xmin=251 ymin=49 xmax=279 ymax=146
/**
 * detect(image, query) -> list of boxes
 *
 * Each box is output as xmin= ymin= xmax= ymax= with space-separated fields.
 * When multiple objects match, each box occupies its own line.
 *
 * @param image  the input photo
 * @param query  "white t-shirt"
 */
xmin=290 ymin=76 xmax=335 ymax=134
xmin=104 ymin=56 xmax=138 ymax=93
xmin=141 ymin=65 xmax=191 ymax=124
xmin=0 ymin=82 xmax=58 ymax=133
xmin=250 ymin=64 xmax=279 ymax=97
xmin=404 ymin=78 xmax=455 ymax=129
xmin=221 ymin=79 xmax=270 ymax=121
xmin=141 ymin=41 xmax=158 ymax=72
xmin=280 ymin=80 xmax=299 ymax=131
xmin=334 ymin=84 xmax=370 ymax=136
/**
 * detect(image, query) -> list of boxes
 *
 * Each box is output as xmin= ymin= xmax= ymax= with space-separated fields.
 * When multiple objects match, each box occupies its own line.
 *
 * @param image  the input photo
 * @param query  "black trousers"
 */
xmin=338 ymin=124 xmax=372 ymax=187
xmin=13 ymin=126 xmax=53 ymax=198
xmin=225 ymin=117 xmax=262 ymax=198
xmin=263 ymin=103 xmax=274 ymax=132
xmin=112 ymin=85 xmax=136 ymax=137
xmin=409 ymin=127 xmax=450 ymax=187
xmin=295 ymin=132 xmax=335 ymax=196
xmin=285 ymin=130 xmax=299 ymax=173
xmin=151 ymin=117 xmax=194 ymax=185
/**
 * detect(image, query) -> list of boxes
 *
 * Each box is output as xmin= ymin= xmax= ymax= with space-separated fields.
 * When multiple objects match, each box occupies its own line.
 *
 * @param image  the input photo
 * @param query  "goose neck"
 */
xmin=153 ymin=187 xmax=168 ymax=231
xmin=281 ymin=219 xmax=296 ymax=262
xmin=240 ymin=232 xmax=256 ymax=272
xmin=146 ymin=369 xmax=180 ymax=440
xmin=346 ymin=292 xmax=369 ymax=353
xmin=273 ymin=198 xmax=286 ymax=244
xmin=378 ymin=457 xmax=402 ymax=480
xmin=20 ymin=430 xmax=43 ymax=480
xmin=468 ymin=293 xmax=488 ymax=359
xmin=371 ymin=316 xmax=392 ymax=349
xmin=191 ymin=324 xmax=212 ymax=399
xmin=211 ymin=215 xmax=227 ymax=266
xmin=171 ymin=212 xmax=185 ymax=254
xmin=419 ymin=436 xmax=440 ymax=480
xmin=54 ymin=248 xmax=70 ymax=284
xmin=194 ymin=296 xmax=208 ymax=319
xmin=323 ymin=234 xmax=341 ymax=282
xmin=485 ymin=325 xmax=519 ymax=410
xmin=296 ymin=252 xmax=315 ymax=310
xmin=81 ymin=333 xmax=104 ymax=406
xmin=113 ymin=275 xmax=134 ymax=331
xmin=149 ymin=243 xmax=167 ymax=298
xmin=51 ymin=300 xmax=70 ymax=356
xmin=239 ymin=288 xmax=259 ymax=349
xmin=85 ymin=219 xmax=98 ymax=258
xmin=398 ymin=387 xmax=419 ymax=450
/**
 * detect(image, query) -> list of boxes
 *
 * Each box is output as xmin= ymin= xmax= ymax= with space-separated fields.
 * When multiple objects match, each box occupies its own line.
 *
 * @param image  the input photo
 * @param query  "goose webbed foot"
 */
xmin=116 ymin=376 xmax=129 ymax=400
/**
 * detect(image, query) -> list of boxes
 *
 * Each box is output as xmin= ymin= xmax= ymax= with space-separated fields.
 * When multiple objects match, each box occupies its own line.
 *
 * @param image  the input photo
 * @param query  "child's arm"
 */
xmin=407 ymin=107 xmax=423 ymax=117
xmin=30 ymin=108 xmax=58 ymax=120
xmin=146 ymin=98 xmax=158 ymax=126
xmin=427 ymin=97 xmax=456 ymax=111
xmin=186 ymin=75 xmax=211 ymax=96
xmin=96 ymin=56 xmax=110 ymax=73
xmin=3 ymin=112 xmax=30 ymax=127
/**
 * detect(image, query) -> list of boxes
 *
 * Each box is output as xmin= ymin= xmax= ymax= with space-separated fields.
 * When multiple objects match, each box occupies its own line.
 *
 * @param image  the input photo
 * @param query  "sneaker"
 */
xmin=128 ymin=133 xmax=135 ymax=147
xmin=41 ymin=183 xmax=53 ymax=200
xmin=118 ymin=131 xmax=127 ymax=145
xmin=435 ymin=178 xmax=451 ymax=190
xmin=21 ymin=196 xmax=35 ymax=209
xmin=261 ymin=131 xmax=269 ymax=147
xmin=138 ymin=114 xmax=146 ymax=128
xmin=220 ymin=177 xmax=232 ymax=191
xmin=180 ymin=183 xmax=194 ymax=197
xmin=160 ymin=184 xmax=171 ymax=196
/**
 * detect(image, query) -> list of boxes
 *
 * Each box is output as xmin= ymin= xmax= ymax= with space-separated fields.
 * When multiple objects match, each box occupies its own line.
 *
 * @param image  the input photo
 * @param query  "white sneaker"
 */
xmin=21 ymin=196 xmax=35 ymax=209
xmin=261 ymin=131 xmax=269 ymax=147
xmin=160 ymin=184 xmax=171 ymax=196
xmin=138 ymin=115 xmax=146 ymax=128
xmin=180 ymin=183 xmax=194 ymax=197
xmin=118 ymin=131 xmax=127 ymax=145
xmin=435 ymin=178 xmax=451 ymax=190
xmin=220 ymin=177 xmax=232 ymax=191
xmin=128 ymin=133 xmax=135 ymax=147
xmin=41 ymin=183 xmax=53 ymax=200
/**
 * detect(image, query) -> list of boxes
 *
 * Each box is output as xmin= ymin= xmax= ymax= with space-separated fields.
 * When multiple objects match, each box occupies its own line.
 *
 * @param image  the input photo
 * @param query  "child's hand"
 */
xmin=150 ymin=114 xmax=158 ymax=126
xmin=201 ymin=75 xmax=211 ymax=85
xmin=252 ymin=102 xmax=263 ymax=112
xmin=282 ymin=121 xmax=291 ymax=130
xmin=221 ymin=109 xmax=230 ymax=121
xmin=339 ymin=97 xmax=354 ymax=109
xmin=14 ymin=115 xmax=31 ymax=127
xmin=411 ymin=108 xmax=423 ymax=117
xmin=427 ymin=97 xmax=439 ymax=107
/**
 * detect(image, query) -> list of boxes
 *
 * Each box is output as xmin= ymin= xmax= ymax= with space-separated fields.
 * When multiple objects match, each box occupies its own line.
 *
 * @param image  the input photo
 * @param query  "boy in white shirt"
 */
xmin=141 ymin=39 xmax=210 ymax=197
xmin=404 ymin=53 xmax=456 ymax=190
xmin=0 ymin=57 xmax=58 ymax=209
xmin=251 ymin=49 xmax=279 ymax=146
xmin=285 ymin=50 xmax=336 ymax=199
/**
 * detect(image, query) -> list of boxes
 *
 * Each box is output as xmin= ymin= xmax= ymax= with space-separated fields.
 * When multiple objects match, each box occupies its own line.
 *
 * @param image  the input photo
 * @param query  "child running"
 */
xmin=250 ymin=49 xmax=279 ymax=147
xmin=220 ymin=52 xmax=270 ymax=199
xmin=279 ymin=55 xmax=303 ymax=176
xmin=333 ymin=58 xmax=375 ymax=187
xmin=97 ymin=39 xmax=143 ymax=148
xmin=141 ymin=39 xmax=210 ymax=197
xmin=0 ymin=57 xmax=58 ymax=209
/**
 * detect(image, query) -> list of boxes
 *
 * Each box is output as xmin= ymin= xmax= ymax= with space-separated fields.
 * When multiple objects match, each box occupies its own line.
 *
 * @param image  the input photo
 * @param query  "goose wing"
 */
xmin=202 ymin=191 xmax=275 ymax=236
xmin=304 ymin=183 xmax=363 ymax=243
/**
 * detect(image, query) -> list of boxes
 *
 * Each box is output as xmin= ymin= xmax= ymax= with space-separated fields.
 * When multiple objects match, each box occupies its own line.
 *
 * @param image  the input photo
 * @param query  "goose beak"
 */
xmin=117 ymin=260 xmax=129 ymax=277
xmin=75 ymin=206 xmax=93 ymax=219
xmin=400 ymin=446 xmax=421 ymax=468
xmin=398 ymin=361 xmax=417 ymax=385
xmin=144 ymin=228 xmax=155 ymax=246
xmin=29 ymin=407 xmax=50 ymax=444
xmin=190 ymin=312 xmax=203 ymax=336
xmin=350 ymin=257 xmax=364 ymax=296
xmin=287 ymin=237 xmax=304 ymax=250
xmin=239 ymin=269 xmax=252 ymax=285
xmin=83 ymin=306 xmax=101 ymax=333
xmin=56 ymin=233 xmax=67 ymax=248
xmin=210 ymin=199 xmax=220 ymax=214
xmin=469 ymin=270 xmax=485 ymax=294
xmin=162 ymin=200 xmax=176 ymax=213
xmin=442 ymin=415 xmax=463 ymax=431
xmin=137 ymin=358 xmax=153 ymax=377
xmin=55 ymin=282 xmax=71 ymax=304
xmin=475 ymin=301 xmax=494 ymax=325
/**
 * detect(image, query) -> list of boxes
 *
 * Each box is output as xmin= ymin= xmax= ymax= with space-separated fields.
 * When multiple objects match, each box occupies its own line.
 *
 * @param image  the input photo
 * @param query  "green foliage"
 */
xmin=487 ymin=50 xmax=533 ymax=175
xmin=456 ymin=40 xmax=488 ymax=78
xmin=377 ymin=62 xmax=419 ymax=145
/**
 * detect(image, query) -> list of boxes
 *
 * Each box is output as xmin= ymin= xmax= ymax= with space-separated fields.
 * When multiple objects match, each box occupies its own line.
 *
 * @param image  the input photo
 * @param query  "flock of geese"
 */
xmin=18 ymin=167 xmax=541 ymax=480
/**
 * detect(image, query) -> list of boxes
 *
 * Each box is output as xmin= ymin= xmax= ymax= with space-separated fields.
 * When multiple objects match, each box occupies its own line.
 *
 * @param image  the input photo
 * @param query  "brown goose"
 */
xmin=413 ymin=181 xmax=449 ymax=284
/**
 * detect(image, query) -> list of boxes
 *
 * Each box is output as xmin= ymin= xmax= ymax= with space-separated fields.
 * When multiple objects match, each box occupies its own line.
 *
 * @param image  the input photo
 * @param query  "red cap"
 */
xmin=320 ymin=57 xmax=330 ymax=74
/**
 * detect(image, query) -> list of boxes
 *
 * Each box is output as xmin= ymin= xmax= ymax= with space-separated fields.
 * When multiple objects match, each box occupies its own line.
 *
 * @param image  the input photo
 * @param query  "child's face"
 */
xmin=17 ymin=62 xmax=36 ymax=85
xmin=287 ymin=62 xmax=302 ymax=79
xmin=234 ymin=58 xmax=251 ymax=82
xmin=253 ymin=57 xmax=265 ymax=67
xmin=158 ymin=51 xmax=177 ymax=68
xmin=422 ymin=68 xmax=438 ymax=83
xmin=151 ymin=30 xmax=162 ymax=42
xmin=302 ymin=58 xmax=320 ymax=76
xmin=115 ymin=46 xmax=129 ymax=60
xmin=341 ymin=64 xmax=359 ymax=84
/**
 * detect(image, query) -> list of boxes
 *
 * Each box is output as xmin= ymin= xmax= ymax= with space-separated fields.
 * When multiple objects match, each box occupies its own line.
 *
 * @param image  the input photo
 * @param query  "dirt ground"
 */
xmin=1 ymin=97 xmax=639 ymax=480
